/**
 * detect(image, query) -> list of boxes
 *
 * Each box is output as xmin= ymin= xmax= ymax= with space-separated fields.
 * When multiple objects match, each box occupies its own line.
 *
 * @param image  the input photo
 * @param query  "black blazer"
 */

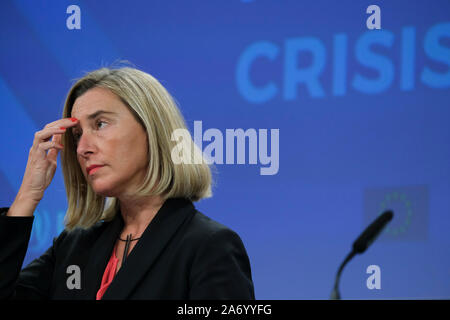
xmin=0 ymin=198 xmax=255 ymax=300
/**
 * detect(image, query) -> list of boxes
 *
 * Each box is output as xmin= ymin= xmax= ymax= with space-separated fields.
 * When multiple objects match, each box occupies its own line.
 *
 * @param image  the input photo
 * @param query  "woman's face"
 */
xmin=71 ymin=87 xmax=149 ymax=198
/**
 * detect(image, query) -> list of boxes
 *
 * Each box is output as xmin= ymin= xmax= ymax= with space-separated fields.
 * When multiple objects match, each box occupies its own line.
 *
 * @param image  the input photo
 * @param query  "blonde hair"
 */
xmin=61 ymin=65 xmax=213 ymax=230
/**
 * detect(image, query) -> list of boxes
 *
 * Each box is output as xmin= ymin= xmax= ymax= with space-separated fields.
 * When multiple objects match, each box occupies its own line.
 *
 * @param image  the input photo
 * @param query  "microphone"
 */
xmin=330 ymin=210 xmax=394 ymax=300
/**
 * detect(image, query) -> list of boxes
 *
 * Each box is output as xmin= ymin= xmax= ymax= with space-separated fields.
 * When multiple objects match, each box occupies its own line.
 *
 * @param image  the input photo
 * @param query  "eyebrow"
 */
xmin=71 ymin=110 xmax=116 ymax=133
xmin=86 ymin=110 xmax=117 ymax=120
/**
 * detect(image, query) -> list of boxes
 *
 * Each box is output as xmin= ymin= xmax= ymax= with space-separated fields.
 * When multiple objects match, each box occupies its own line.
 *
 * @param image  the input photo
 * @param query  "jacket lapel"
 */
xmin=101 ymin=197 xmax=195 ymax=300
xmin=83 ymin=211 xmax=123 ymax=299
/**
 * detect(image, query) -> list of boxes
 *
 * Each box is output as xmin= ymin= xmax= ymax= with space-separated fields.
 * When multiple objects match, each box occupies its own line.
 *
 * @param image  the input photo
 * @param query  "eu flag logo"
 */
xmin=363 ymin=185 xmax=428 ymax=241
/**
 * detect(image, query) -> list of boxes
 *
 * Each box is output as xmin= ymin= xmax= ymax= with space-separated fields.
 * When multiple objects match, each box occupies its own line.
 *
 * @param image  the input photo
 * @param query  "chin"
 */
xmin=90 ymin=181 xmax=118 ymax=197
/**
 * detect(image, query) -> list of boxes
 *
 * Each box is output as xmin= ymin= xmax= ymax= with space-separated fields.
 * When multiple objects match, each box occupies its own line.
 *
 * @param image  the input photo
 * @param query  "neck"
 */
xmin=118 ymin=194 xmax=165 ymax=237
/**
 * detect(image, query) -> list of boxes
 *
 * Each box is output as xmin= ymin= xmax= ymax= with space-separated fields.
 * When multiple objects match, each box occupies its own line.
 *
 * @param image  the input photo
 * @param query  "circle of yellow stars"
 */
xmin=378 ymin=191 xmax=412 ymax=236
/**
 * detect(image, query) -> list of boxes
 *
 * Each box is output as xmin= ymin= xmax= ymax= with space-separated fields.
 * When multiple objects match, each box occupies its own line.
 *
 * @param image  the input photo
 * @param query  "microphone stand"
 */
xmin=330 ymin=210 xmax=393 ymax=300
xmin=330 ymin=250 xmax=356 ymax=300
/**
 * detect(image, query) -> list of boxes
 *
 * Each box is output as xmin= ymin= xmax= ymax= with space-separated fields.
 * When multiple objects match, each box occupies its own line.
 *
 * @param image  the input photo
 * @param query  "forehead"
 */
xmin=71 ymin=87 xmax=122 ymax=118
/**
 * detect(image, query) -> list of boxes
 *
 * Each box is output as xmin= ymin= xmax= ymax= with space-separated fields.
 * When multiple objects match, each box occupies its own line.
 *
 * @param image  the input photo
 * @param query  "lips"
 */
xmin=87 ymin=165 xmax=105 ymax=175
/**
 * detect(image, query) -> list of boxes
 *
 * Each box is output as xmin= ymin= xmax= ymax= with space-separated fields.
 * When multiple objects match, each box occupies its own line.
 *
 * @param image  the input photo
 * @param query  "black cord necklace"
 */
xmin=117 ymin=234 xmax=141 ymax=263
xmin=117 ymin=235 xmax=141 ymax=242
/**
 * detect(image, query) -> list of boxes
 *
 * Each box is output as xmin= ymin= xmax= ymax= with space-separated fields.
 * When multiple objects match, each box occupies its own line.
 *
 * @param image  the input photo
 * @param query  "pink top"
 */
xmin=96 ymin=243 xmax=119 ymax=300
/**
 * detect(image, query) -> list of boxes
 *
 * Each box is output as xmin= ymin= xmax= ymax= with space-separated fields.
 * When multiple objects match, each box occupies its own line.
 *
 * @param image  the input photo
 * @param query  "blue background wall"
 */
xmin=1 ymin=0 xmax=449 ymax=299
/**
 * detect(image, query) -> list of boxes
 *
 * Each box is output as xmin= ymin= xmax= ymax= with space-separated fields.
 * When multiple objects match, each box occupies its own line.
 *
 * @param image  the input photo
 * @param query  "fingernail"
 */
xmin=70 ymin=118 xmax=78 ymax=122
xmin=60 ymin=127 xmax=66 ymax=130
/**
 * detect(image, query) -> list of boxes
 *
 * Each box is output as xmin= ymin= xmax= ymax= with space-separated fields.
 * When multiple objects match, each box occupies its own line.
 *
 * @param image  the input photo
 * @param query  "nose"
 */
xmin=76 ymin=130 xmax=96 ymax=159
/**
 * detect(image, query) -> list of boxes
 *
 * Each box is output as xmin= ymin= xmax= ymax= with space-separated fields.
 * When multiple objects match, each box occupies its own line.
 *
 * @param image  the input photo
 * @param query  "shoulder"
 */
xmin=53 ymin=219 xmax=109 ymax=251
xmin=188 ymin=210 xmax=240 ymax=239
xmin=185 ymin=210 xmax=255 ymax=299
xmin=182 ymin=210 xmax=247 ymax=253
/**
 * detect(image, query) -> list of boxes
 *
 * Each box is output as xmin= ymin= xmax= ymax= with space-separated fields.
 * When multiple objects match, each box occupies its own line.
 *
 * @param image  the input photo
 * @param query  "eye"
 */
xmin=96 ymin=120 xmax=107 ymax=129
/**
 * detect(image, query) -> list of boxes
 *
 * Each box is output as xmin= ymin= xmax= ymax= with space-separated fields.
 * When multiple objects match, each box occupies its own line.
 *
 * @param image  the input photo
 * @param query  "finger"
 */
xmin=44 ymin=118 xmax=78 ymax=130
xmin=35 ymin=140 xmax=64 ymax=161
xmin=47 ymin=145 xmax=60 ymax=165
xmin=40 ymin=140 xmax=64 ymax=151
xmin=38 ymin=118 xmax=79 ymax=145
xmin=33 ymin=126 xmax=67 ymax=147
xmin=48 ymin=135 xmax=62 ymax=163
xmin=52 ymin=133 xmax=62 ymax=144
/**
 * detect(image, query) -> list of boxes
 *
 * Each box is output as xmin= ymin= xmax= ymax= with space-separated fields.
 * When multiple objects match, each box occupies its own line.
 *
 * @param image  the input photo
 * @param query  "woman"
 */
xmin=0 ymin=66 xmax=255 ymax=300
